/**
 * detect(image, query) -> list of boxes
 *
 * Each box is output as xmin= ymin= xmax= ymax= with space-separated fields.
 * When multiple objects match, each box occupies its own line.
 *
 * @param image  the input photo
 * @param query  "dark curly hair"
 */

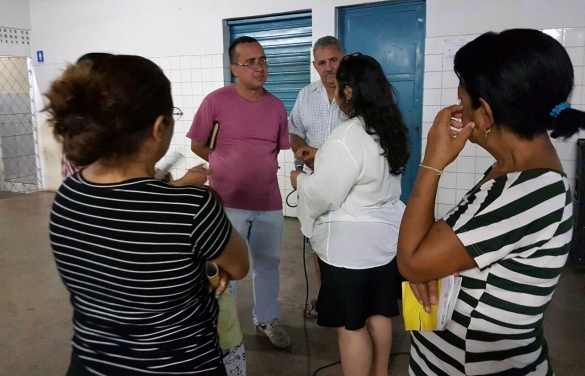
xmin=44 ymin=55 xmax=173 ymax=166
xmin=336 ymin=54 xmax=410 ymax=175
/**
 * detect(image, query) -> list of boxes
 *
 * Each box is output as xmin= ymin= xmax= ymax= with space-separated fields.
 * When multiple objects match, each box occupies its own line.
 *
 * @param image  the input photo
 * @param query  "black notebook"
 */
xmin=208 ymin=121 xmax=219 ymax=150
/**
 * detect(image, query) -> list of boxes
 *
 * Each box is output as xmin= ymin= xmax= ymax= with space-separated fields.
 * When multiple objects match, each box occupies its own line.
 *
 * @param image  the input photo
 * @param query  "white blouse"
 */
xmin=296 ymin=117 xmax=405 ymax=269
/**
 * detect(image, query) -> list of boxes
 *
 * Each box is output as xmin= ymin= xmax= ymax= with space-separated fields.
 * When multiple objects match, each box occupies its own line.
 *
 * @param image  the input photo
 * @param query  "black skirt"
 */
xmin=316 ymin=257 xmax=402 ymax=331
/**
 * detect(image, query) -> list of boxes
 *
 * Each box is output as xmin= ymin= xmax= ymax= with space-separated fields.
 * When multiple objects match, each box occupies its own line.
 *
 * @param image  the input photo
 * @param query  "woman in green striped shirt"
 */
xmin=397 ymin=29 xmax=585 ymax=376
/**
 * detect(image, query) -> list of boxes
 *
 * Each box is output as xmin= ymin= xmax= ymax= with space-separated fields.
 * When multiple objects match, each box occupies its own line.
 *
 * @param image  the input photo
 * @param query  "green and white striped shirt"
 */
xmin=410 ymin=169 xmax=573 ymax=376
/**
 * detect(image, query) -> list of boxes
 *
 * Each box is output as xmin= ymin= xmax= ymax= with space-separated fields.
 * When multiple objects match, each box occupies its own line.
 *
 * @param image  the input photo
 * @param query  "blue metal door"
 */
xmin=339 ymin=1 xmax=425 ymax=202
xmin=228 ymin=13 xmax=312 ymax=114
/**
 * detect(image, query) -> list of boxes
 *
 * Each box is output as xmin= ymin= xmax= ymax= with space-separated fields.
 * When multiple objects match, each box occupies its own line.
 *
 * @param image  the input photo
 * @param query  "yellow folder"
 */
xmin=402 ymin=280 xmax=441 ymax=331
xmin=402 ymin=275 xmax=462 ymax=331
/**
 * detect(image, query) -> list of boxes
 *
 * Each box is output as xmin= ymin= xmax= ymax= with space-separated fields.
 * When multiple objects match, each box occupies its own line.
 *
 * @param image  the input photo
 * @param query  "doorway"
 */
xmin=338 ymin=1 xmax=425 ymax=202
xmin=0 ymin=56 xmax=40 ymax=197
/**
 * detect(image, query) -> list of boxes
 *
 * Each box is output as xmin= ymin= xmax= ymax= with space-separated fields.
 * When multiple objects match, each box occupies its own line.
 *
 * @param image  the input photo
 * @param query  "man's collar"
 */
xmin=310 ymin=80 xmax=326 ymax=93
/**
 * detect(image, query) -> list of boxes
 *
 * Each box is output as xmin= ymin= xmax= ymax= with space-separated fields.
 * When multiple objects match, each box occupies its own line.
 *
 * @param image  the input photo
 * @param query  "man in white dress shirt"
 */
xmin=288 ymin=36 xmax=346 ymax=318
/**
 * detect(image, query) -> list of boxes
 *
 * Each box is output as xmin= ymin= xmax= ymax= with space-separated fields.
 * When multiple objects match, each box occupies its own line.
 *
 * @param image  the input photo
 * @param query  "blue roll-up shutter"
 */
xmin=228 ymin=12 xmax=312 ymax=114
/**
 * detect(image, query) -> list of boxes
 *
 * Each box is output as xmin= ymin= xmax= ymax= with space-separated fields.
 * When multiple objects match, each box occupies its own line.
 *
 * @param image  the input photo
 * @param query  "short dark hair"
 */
xmin=455 ymin=28 xmax=585 ymax=139
xmin=76 ymin=52 xmax=113 ymax=64
xmin=336 ymin=54 xmax=410 ymax=175
xmin=229 ymin=36 xmax=260 ymax=63
xmin=45 ymin=55 xmax=173 ymax=166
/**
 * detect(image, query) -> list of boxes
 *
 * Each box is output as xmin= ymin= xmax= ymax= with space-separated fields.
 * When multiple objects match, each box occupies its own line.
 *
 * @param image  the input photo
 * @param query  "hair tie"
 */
xmin=550 ymin=101 xmax=570 ymax=118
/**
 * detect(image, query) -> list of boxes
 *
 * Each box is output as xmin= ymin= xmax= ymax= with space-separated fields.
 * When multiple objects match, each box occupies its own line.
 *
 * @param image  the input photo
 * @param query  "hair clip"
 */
xmin=549 ymin=101 xmax=570 ymax=118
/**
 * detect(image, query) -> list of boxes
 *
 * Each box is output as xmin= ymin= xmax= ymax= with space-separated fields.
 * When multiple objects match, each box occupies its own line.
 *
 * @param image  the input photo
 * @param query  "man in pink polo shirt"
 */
xmin=187 ymin=36 xmax=291 ymax=349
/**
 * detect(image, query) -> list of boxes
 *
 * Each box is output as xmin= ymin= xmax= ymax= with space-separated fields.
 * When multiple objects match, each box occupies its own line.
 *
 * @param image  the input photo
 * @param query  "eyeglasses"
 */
xmin=342 ymin=52 xmax=363 ymax=61
xmin=172 ymin=107 xmax=183 ymax=122
xmin=232 ymin=58 xmax=269 ymax=70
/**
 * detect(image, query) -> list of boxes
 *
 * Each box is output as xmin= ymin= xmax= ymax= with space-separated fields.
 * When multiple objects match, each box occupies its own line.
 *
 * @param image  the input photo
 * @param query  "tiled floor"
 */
xmin=0 ymin=192 xmax=583 ymax=375
xmin=0 ymin=191 xmax=21 ymax=200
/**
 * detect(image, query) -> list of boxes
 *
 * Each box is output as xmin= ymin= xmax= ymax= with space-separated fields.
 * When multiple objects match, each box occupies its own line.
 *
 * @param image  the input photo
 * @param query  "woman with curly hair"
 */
xmin=45 ymin=54 xmax=248 ymax=376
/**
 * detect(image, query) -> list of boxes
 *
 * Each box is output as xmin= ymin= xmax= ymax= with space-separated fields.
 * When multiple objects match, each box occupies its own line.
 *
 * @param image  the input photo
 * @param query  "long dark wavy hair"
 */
xmin=336 ymin=54 xmax=409 ymax=175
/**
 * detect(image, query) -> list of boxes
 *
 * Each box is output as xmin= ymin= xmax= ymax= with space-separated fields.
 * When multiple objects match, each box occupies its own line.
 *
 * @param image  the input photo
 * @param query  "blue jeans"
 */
xmin=224 ymin=208 xmax=284 ymax=325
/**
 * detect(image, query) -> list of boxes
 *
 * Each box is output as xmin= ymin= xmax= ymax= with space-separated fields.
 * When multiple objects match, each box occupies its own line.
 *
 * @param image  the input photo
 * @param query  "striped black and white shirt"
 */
xmin=410 ymin=169 xmax=573 ymax=376
xmin=50 ymin=173 xmax=232 ymax=375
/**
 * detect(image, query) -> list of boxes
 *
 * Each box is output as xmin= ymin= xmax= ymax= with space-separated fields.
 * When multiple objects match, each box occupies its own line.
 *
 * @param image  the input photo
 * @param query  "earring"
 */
xmin=484 ymin=127 xmax=491 ymax=138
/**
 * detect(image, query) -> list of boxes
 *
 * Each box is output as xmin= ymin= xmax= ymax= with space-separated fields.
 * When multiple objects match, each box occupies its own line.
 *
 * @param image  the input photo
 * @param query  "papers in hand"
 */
xmin=402 ymin=275 xmax=462 ymax=331
xmin=154 ymin=152 xmax=184 ymax=180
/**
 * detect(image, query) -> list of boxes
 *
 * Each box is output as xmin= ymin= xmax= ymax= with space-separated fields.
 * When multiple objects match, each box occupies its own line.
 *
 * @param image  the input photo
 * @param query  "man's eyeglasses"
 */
xmin=342 ymin=52 xmax=363 ymax=61
xmin=172 ymin=107 xmax=183 ymax=122
xmin=232 ymin=58 xmax=269 ymax=70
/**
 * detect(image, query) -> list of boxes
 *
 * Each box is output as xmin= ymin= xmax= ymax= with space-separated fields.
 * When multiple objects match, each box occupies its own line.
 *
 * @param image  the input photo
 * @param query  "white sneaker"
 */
xmin=256 ymin=320 xmax=291 ymax=348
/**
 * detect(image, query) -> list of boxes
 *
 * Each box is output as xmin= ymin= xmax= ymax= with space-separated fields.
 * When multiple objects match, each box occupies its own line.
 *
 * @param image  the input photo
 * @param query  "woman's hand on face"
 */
xmin=290 ymin=170 xmax=305 ymax=190
xmin=423 ymin=105 xmax=475 ymax=170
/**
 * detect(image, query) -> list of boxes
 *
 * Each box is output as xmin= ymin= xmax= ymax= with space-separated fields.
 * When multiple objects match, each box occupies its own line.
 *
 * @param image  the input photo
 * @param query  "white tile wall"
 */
xmin=0 ymin=27 xmax=30 ymax=57
xmin=423 ymin=72 xmax=442 ymax=89
xmin=424 ymin=26 xmax=585 ymax=219
xmin=438 ymin=171 xmax=457 ymax=189
xmin=149 ymin=53 xmax=228 ymax=186
xmin=567 ymin=47 xmax=584 ymax=67
xmin=456 ymin=173 xmax=476 ymax=191
xmin=566 ymin=28 xmax=585 ymax=47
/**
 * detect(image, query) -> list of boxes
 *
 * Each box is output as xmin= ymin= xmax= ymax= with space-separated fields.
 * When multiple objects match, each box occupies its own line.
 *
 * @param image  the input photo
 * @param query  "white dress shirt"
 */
xmin=296 ymin=117 xmax=405 ymax=269
xmin=288 ymin=80 xmax=347 ymax=149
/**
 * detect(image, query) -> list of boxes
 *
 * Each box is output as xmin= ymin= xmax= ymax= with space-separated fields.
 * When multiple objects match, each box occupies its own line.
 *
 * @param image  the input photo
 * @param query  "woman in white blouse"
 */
xmin=290 ymin=53 xmax=410 ymax=376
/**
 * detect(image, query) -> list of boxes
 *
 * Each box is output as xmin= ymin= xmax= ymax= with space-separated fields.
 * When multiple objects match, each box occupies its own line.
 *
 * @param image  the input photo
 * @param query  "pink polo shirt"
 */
xmin=187 ymin=84 xmax=290 ymax=211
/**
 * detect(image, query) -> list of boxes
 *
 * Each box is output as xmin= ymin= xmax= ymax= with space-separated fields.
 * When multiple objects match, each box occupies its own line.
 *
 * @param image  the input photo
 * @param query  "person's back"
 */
xmin=301 ymin=116 xmax=405 ymax=269
xmin=292 ymin=54 xmax=409 ymax=376
xmin=323 ymin=117 xmax=402 ymax=216
xmin=51 ymin=175 xmax=231 ymax=373
xmin=45 ymin=54 xmax=248 ymax=375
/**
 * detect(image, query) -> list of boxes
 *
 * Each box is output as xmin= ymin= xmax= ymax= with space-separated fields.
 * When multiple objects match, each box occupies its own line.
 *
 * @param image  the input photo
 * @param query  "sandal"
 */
xmin=303 ymin=298 xmax=318 ymax=319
